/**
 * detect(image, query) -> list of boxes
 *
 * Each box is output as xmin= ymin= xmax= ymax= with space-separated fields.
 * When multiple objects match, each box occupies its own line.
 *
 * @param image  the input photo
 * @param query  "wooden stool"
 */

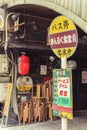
xmin=23 ymin=102 xmax=29 ymax=124
xmin=48 ymin=103 xmax=53 ymax=121
xmin=28 ymin=102 xmax=33 ymax=123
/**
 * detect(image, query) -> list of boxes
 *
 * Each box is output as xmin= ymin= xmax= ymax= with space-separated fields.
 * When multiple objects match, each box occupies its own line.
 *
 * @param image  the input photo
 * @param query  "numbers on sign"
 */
xmin=59 ymin=98 xmax=69 ymax=105
xmin=59 ymin=90 xmax=68 ymax=97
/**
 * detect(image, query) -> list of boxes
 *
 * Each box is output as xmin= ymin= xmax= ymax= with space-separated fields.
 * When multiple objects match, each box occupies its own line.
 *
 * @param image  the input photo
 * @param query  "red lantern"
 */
xmin=18 ymin=53 xmax=30 ymax=75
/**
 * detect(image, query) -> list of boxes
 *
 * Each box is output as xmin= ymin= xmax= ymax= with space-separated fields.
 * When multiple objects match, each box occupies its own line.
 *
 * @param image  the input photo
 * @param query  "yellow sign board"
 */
xmin=0 ymin=15 xmax=3 ymax=27
xmin=49 ymin=15 xmax=78 ymax=58
xmin=17 ymin=76 xmax=33 ymax=91
xmin=17 ymin=85 xmax=32 ymax=91
xmin=3 ymin=83 xmax=13 ymax=116
xmin=0 ymin=8 xmax=5 ymax=31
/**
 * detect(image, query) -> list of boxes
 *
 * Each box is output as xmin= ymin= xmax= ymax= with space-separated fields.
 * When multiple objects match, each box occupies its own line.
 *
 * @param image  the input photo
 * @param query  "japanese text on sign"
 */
xmin=52 ymin=68 xmax=73 ymax=119
xmin=50 ymin=32 xmax=76 ymax=46
xmin=57 ymin=77 xmax=70 ymax=97
xmin=49 ymin=15 xmax=78 ymax=58
xmin=52 ymin=20 xmax=69 ymax=31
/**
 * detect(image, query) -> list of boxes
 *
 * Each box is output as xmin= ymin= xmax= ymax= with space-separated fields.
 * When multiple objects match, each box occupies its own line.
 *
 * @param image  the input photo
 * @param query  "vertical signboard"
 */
xmin=3 ymin=83 xmax=13 ymax=116
xmin=1 ymin=83 xmax=13 ymax=127
xmin=52 ymin=68 xmax=73 ymax=119
xmin=0 ymin=8 xmax=5 ymax=31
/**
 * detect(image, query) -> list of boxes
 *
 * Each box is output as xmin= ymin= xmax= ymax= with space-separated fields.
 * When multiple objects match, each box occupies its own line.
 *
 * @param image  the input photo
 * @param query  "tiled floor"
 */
xmin=0 ymin=116 xmax=87 ymax=130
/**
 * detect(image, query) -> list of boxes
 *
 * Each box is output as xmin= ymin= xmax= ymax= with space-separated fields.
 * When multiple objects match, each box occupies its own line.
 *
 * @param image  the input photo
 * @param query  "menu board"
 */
xmin=52 ymin=68 xmax=73 ymax=120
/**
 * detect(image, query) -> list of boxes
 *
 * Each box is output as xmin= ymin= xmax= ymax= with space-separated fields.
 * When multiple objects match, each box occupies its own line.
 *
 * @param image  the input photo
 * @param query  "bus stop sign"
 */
xmin=49 ymin=15 xmax=78 ymax=58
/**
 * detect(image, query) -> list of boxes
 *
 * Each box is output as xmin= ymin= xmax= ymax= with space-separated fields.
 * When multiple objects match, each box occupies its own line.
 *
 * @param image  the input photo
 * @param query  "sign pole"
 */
xmin=61 ymin=58 xmax=67 ymax=130
xmin=61 ymin=58 xmax=67 ymax=69
xmin=61 ymin=117 xmax=67 ymax=130
xmin=48 ymin=15 xmax=78 ymax=130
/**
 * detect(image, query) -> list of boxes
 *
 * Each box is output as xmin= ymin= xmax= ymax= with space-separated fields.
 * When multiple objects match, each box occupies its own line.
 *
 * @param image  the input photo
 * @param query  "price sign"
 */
xmin=52 ymin=68 xmax=73 ymax=119
xmin=58 ymin=77 xmax=70 ymax=107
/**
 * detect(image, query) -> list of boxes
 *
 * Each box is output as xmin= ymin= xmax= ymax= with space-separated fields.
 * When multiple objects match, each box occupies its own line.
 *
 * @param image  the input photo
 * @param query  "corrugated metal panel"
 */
xmin=85 ymin=0 xmax=87 ymax=21
xmin=76 ymin=0 xmax=81 ymax=16
xmin=56 ymin=0 xmax=61 ymax=5
xmin=80 ymin=0 xmax=86 ymax=20
xmin=0 ymin=0 xmax=87 ymax=22
xmin=71 ymin=0 xmax=77 ymax=13
xmin=64 ymin=0 xmax=68 ymax=9
xmin=67 ymin=0 xmax=72 ymax=10
xmin=0 ymin=0 xmax=3 ymax=5
xmin=0 ymin=0 xmax=87 ymax=31
xmin=0 ymin=0 xmax=86 ymax=20
xmin=47 ymin=0 xmax=87 ymax=23
xmin=60 ymin=0 xmax=65 ymax=6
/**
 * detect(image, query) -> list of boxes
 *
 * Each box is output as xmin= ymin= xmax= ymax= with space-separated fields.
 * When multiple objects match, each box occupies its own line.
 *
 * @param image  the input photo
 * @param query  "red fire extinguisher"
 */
xmin=18 ymin=52 xmax=30 ymax=75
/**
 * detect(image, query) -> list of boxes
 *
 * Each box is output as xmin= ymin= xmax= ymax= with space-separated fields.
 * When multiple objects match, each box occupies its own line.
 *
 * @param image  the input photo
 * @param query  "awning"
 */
xmin=9 ymin=40 xmax=51 ymax=51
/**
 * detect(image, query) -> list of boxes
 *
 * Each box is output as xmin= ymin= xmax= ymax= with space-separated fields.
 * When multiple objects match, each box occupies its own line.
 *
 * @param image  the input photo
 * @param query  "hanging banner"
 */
xmin=48 ymin=15 xmax=78 ymax=58
xmin=52 ymin=68 xmax=73 ymax=119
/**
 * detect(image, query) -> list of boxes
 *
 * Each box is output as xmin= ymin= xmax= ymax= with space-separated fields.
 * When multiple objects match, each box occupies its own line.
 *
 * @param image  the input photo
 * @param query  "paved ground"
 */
xmin=0 ymin=116 xmax=87 ymax=130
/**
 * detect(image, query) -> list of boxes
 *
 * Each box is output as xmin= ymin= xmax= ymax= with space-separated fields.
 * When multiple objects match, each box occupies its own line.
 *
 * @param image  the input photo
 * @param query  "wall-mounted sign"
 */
xmin=49 ymin=15 xmax=78 ymax=58
xmin=40 ymin=65 xmax=47 ymax=75
xmin=0 ymin=8 xmax=5 ymax=31
xmin=52 ymin=68 xmax=73 ymax=119
xmin=17 ymin=76 xmax=33 ymax=91
xmin=82 ymin=71 xmax=87 ymax=84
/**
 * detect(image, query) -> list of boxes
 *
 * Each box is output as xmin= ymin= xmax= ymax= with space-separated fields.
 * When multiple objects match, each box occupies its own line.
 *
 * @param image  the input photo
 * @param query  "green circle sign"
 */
xmin=49 ymin=15 xmax=78 ymax=58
